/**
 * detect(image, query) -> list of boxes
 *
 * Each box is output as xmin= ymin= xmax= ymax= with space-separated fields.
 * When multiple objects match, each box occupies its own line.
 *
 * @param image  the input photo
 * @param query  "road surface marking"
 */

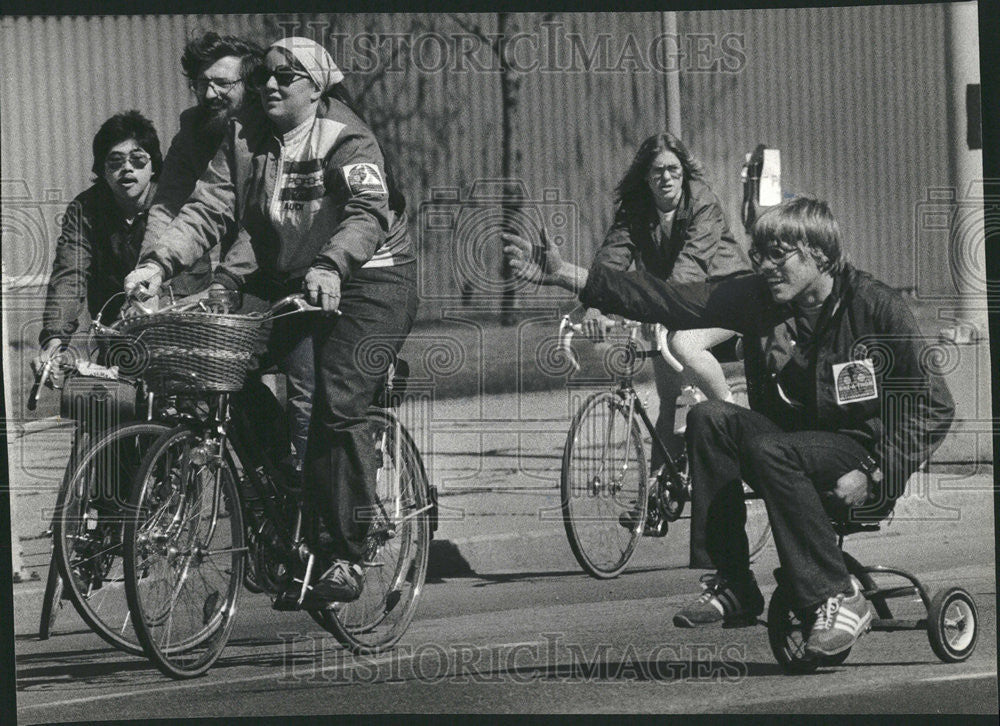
xmin=17 ymin=639 xmax=546 ymax=712
xmin=920 ymin=670 xmax=996 ymax=683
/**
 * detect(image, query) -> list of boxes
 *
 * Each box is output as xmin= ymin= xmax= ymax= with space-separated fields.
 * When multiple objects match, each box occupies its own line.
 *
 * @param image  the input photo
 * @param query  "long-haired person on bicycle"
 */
xmin=33 ymin=111 xmax=211 ymax=386
xmin=125 ymin=36 xmax=418 ymax=607
xmin=582 ymin=133 xmax=750 ymax=471
xmin=505 ymin=196 xmax=953 ymax=658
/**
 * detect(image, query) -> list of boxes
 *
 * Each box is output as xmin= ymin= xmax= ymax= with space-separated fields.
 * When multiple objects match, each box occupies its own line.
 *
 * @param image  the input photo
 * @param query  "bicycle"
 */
xmin=31 ymin=296 xmax=174 ymax=653
xmin=558 ymin=313 xmax=771 ymax=579
xmin=118 ymin=294 xmax=434 ymax=679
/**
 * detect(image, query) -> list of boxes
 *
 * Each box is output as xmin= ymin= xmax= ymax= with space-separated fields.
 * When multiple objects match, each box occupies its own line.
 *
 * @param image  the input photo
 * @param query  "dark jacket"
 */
xmin=144 ymin=105 xmax=257 ymax=286
xmin=591 ymin=178 xmax=750 ymax=283
xmin=141 ymin=96 xmax=413 ymax=290
xmin=40 ymin=181 xmax=211 ymax=347
xmin=580 ymin=263 xmax=955 ymax=508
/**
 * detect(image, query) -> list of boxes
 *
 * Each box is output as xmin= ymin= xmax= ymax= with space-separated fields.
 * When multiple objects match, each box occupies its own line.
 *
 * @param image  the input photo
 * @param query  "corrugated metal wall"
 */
xmin=1 ymin=14 xmax=271 ymax=282
xmin=678 ymin=4 xmax=952 ymax=291
xmin=1 ymin=9 xmax=957 ymax=303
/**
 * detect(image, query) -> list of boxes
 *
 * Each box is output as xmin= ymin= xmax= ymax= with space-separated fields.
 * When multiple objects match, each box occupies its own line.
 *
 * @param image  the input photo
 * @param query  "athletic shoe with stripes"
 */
xmin=804 ymin=577 xmax=873 ymax=657
xmin=673 ymin=572 xmax=764 ymax=628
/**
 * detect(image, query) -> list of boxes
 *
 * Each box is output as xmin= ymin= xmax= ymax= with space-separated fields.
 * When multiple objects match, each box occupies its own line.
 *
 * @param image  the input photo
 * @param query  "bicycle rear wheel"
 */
xmin=53 ymin=422 xmax=171 ymax=654
xmin=311 ymin=410 xmax=430 ymax=654
xmin=561 ymin=390 xmax=648 ymax=579
xmin=124 ymin=426 xmax=244 ymax=679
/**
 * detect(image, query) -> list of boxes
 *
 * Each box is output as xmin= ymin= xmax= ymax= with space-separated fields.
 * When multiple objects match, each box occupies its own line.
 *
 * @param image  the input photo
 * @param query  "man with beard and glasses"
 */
xmin=142 ymin=33 xmax=309 ymax=472
xmin=144 ymin=32 xmax=265 ymax=247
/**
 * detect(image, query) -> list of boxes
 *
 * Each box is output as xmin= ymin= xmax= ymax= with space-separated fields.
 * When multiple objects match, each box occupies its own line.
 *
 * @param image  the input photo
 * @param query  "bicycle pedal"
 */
xmin=642 ymin=520 xmax=669 ymax=537
xmin=271 ymin=590 xmax=304 ymax=611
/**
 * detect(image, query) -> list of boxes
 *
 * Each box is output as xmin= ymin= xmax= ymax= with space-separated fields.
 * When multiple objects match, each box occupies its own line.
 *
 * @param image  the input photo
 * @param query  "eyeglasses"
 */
xmin=104 ymin=149 xmax=151 ymax=173
xmin=248 ymin=65 xmax=310 ymax=89
xmin=190 ymin=76 xmax=243 ymax=95
xmin=749 ymin=244 xmax=801 ymax=268
xmin=649 ymin=165 xmax=684 ymax=180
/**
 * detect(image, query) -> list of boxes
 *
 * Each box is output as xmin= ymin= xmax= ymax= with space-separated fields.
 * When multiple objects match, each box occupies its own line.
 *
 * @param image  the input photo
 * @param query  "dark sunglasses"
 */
xmin=104 ymin=149 xmax=151 ymax=173
xmin=749 ymin=243 xmax=801 ymax=268
xmin=249 ymin=65 xmax=310 ymax=89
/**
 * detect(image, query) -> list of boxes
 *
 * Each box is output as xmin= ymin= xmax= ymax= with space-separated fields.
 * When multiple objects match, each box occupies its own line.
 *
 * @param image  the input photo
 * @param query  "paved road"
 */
xmin=9 ymin=382 xmax=997 ymax=719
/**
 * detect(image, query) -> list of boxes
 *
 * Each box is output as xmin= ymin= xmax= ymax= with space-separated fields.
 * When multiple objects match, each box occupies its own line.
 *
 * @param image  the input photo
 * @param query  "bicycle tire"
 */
xmin=124 ymin=425 xmax=244 ymax=679
xmin=38 ymin=552 xmax=63 ymax=640
xmin=39 ymin=433 xmax=84 ymax=641
xmin=53 ymin=422 xmax=172 ymax=655
xmin=310 ymin=409 xmax=430 ymax=655
xmin=561 ymin=390 xmax=648 ymax=579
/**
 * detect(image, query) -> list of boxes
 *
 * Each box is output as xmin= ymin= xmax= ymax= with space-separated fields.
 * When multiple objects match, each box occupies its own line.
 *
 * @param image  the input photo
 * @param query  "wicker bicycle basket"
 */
xmin=117 ymin=309 xmax=267 ymax=394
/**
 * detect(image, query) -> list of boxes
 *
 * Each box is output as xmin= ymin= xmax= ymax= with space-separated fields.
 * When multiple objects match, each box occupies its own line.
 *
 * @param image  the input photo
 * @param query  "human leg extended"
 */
xmin=741 ymin=429 xmax=874 ymax=654
xmin=673 ymin=400 xmax=780 ymax=627
xmin=305 ymin=262 xmax=418 ymax=601
xmin=669 ymin=327 xmax=736 ymax=402
xmin=650 ymin=354 xmax=684 ymax=469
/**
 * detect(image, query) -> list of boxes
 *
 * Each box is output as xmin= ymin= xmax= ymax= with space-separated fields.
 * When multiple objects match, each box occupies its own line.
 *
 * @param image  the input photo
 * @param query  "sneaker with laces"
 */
xmin=804 ymin=577 xmax=872 ymax=657
xmin=673 ymin=572 xmax=764 ymax=628
xmin=306 ymin=560 xmax=365 ymax=608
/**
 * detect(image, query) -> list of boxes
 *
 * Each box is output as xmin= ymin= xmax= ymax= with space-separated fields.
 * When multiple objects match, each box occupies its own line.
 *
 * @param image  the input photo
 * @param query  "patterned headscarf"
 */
xmin=271 ymin=36 xmax=344 ymax=92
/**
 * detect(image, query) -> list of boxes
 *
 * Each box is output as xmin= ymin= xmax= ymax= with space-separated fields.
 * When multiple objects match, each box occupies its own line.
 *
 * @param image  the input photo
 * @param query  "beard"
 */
xmin=197 ymin=101 xmax=238 ymax=138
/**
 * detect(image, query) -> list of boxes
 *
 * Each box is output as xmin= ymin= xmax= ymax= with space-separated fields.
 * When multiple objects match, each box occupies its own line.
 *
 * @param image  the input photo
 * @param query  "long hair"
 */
xmin=91 ymin=110 xmax=162 ymax=180
xmin=614 ymin=132 xmax=704 ymax=214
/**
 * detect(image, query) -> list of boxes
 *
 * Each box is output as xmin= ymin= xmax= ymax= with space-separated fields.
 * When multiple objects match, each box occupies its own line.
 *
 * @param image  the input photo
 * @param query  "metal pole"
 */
xmin=662 ymin=11 xmax=683 ymax=137
xmin=2 ymin=261 xmax=27 ymax=581
xmin=941 ymin=1 xmax=986 ymax=344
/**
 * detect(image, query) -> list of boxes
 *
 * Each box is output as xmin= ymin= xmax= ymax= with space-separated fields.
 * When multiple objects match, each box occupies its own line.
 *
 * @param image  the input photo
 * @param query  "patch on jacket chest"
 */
xmin=832 ymin=358 xmax=877 ymax=404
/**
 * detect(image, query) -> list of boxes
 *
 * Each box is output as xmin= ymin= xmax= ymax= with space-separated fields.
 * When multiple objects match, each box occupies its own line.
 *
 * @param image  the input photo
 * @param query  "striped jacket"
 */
xmin=140 ymin=97 xmax=413 ymax=289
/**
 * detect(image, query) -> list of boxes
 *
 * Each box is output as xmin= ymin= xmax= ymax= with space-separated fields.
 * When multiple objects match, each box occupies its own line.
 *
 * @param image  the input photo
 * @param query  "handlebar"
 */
xmin=558 ymin=313 xmax=684 ymax=374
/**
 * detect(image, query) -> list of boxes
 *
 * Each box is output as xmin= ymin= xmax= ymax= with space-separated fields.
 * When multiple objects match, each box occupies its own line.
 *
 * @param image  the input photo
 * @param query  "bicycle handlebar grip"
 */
xmin=268 ymin=293 xmax=332 ymax=316
xmin=27 ymin=358 xmax=54 ymax=411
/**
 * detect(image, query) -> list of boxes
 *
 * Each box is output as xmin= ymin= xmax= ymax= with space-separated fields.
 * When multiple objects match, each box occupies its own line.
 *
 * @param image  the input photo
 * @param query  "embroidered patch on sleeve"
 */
xmin=342 ymin=163 xmax=388 ymax=197
xmin=832 ymin=358 xmax=878 ymax=405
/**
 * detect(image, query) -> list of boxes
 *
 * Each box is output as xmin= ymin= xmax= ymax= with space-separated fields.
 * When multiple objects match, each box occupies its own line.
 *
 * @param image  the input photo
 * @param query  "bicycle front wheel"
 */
xmin=123 ymin=426 xmax=244 ymax=679
xmin=312 ymin=410 xmax=431 ymax=654
xmin=561 ymin=390 xmax=649 ymax=579
xmin=53 ymin=422 xmax=172 ymax=654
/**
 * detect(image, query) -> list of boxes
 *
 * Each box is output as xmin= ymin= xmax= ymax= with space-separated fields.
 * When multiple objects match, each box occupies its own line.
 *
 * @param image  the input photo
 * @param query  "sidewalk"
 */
xmin=7 ymin=343 xmax=994 ymax=583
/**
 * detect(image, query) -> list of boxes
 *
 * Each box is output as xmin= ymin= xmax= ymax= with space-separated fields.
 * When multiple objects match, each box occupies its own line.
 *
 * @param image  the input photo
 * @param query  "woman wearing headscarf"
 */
xmin=126 ymin=37 xmax=417 ymax=606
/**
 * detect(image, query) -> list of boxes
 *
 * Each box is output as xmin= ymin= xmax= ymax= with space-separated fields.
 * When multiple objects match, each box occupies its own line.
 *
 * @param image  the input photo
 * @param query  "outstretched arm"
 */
xmin=502 ymin=228 xmax=589 ymax=292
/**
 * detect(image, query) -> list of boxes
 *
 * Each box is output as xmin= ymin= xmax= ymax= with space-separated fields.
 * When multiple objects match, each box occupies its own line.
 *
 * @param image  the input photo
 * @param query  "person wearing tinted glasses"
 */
xmin=505 ymin=196 xmax=953 ymax=658
xmin=581 ymin=132 xmax=750 ymax=490
xmin=33 ymin=111 xmax=211 ymax=384
xmin=125 ymin=37 xmax=417 ymax=608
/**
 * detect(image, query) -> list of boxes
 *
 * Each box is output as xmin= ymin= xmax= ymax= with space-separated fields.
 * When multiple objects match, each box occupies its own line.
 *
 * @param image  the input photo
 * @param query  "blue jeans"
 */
xmin=304 ymin=262 xmax=418 ymax=562
xmin=685 ymin=400 xmax=878 ymax=609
